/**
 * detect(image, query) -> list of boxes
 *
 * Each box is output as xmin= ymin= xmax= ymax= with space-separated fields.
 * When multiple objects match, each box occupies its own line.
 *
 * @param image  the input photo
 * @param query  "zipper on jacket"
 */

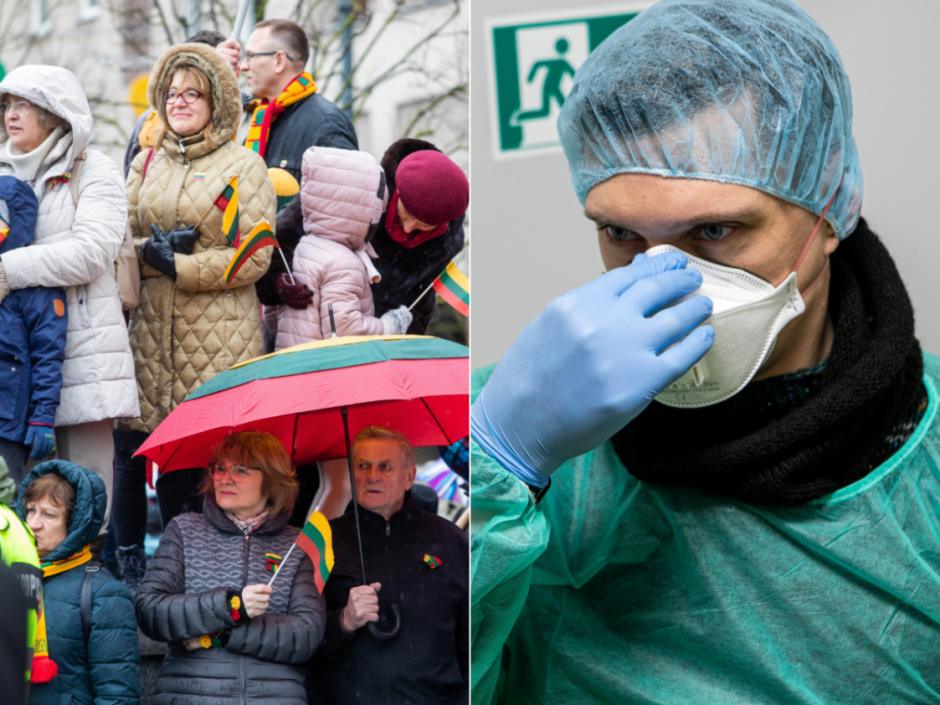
xmin=178 ymin=138 xmax=186 ymax=164
xmin=386 ymin=522 xmax=390 ymax=536
xmin=241 ymin=534 xmax=249 ymax=705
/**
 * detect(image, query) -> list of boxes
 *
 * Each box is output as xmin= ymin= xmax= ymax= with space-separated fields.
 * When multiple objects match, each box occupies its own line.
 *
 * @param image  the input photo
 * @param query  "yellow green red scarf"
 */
xmin=245 ymin=73 xmax=317 ymax=158
xmin=40 ymin=544 xmax=92 ymax=577
xmin=31 ymin=544 xmax=91 ymax=683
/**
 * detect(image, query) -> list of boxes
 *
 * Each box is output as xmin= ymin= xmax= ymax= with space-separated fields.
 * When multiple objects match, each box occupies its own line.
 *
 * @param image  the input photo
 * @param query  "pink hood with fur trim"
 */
xmin=276 ymin=147 xmax=389 ymax=348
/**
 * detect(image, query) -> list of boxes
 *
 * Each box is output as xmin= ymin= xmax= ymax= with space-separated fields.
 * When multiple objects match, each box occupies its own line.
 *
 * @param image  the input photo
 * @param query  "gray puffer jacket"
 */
xmin=135 ymin=493 xmax=325 ymax=705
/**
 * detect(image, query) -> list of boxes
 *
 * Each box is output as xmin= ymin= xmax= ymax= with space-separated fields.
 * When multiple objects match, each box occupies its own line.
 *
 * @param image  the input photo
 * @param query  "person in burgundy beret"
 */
xmin=256 ymin=139 xmax=468 ymax=336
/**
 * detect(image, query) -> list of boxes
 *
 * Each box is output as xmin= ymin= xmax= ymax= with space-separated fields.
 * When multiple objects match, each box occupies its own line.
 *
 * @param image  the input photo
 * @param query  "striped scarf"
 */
xmin=32 ymin=544 xmax=92 ymax=683
xmin=224 ymin=509 xmax=269 ymax=535
xmin=40 ymin=543 xmax=92 ymax=577
xmin=245 ymin=73 xmax=318 ymax=158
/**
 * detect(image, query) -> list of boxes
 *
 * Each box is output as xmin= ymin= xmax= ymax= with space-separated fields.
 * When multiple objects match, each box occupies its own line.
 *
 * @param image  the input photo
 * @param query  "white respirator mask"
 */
xmin=647 ymin=196 xmax=835 ymax=408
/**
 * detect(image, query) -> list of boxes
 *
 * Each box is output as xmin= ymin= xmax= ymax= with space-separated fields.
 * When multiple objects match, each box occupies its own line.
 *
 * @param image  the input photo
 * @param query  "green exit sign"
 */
xmin=486 ymin=5 xmax=651 ymax=159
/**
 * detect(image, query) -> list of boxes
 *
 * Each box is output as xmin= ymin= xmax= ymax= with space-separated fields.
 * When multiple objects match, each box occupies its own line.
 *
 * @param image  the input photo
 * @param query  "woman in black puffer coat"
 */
xmin=135 ymin=432 xmax=325 ymax=705
xmin=257 ymin=139 xmax=468 ymax=335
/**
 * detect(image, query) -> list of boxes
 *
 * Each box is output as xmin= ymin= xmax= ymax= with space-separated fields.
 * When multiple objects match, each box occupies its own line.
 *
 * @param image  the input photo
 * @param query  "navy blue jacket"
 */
xmin=0 ymin=176 xmax=67 ymax=443
xmin=260 ymin=91 xmax=358 ymax=182
xmin=18 ymin=461 xmax=140 ymax=705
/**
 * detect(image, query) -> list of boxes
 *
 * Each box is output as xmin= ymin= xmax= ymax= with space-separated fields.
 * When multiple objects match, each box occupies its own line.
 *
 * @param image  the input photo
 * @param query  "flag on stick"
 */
xmin=432 ymin=262 xmax=469 ymax=316
xmin=296 ymin=510 xmax=335 ymax=593
xmin=214 ymin=176 xmax=240 ymax=246
xmin=224 ymin=221 xmax=277 ymax=285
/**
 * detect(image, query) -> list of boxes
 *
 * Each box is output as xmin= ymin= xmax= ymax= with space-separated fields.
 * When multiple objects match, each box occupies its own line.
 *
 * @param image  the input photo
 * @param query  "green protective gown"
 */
xmin=471 ymin=351 xmax=940 ymax=705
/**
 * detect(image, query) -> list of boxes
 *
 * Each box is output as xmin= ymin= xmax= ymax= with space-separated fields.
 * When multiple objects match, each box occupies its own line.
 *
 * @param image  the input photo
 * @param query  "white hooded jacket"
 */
xmin=0 ymin=65 xmax=138 ymax=426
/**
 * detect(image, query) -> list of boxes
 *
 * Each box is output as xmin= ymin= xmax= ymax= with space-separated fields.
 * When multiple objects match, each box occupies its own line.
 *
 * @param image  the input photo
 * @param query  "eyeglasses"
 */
xmin=244 ymin=50 xmax=294 ymax=63
xmin=208 ymin=462 xmax=260 ymax=482
xmin=0 ymin=101 xmax=31 ymax=116
xmin=163 ymin=89 xmax=205 ymax=106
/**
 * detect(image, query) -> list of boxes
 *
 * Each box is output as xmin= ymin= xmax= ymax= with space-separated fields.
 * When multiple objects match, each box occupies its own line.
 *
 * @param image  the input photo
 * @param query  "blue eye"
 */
xmin=699 ymin=224 xmax=735 ymax=241
xmin=605 ymin=225 xmax=640 ymax=242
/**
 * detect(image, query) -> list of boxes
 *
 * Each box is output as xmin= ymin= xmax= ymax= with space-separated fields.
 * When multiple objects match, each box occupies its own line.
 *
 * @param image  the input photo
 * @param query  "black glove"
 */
xmin=151 ymin=223 xmax=200 ymax=255
xmin=141 ymin=229 xmax=177 ymax=279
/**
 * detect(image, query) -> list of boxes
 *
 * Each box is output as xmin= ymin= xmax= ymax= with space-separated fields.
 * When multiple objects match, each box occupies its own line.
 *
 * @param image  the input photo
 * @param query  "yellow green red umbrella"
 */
xmin=135 ymin=334 xmax=468 ymax=473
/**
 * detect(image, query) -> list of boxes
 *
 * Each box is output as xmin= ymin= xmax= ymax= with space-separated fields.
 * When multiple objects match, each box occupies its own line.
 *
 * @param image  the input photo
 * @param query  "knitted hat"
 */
xmin=268 ymin=167 xmax=300 ymax=212
xmin=395 ymin=151 xmax=468 ymax=227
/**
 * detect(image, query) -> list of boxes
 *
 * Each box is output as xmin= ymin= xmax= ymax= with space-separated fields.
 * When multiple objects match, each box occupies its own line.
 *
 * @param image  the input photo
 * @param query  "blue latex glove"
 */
xmin=25 ymin=424 xmax=55 ymax=461
xmin=471 ymin=251 xmax=714 ymax=486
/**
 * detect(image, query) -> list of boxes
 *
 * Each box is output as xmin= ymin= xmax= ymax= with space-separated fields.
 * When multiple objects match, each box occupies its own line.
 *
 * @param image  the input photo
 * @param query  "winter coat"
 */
xmin=372 ymin=139 xmax=466 ymax=334
xmin=309 ymin=492 xmax=469 ymax=705
xmin=251 ymin=91 xmax=358 ymax=183
xmin=0 ymin=176 xmax=67 ymax=443
xmin=119 ymin=43 xmax=276 ymax=434
xmin=0 ymin=65 xmax=138 ymax=427
xmin=135 ymin=493 xmax=325 ymax=705
xmin=0 ymin=561 xmax=28 ymax=705
xmin=17 ymin=460 xmax=140 ymax=705
xmin=275 ymin=147 xmax=387 ymax=349
xmin=256 ymin=139 xmax=465 ymax=335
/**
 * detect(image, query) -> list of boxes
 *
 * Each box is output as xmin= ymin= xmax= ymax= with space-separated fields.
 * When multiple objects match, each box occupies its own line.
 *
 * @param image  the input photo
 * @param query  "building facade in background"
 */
xmin=0 ymin=0 xmax=468 ymax=176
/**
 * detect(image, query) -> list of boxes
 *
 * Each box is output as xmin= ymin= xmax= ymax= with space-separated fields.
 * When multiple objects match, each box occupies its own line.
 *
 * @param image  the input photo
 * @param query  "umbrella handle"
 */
xmin=368 ymin=604 xmax=401 ymax=640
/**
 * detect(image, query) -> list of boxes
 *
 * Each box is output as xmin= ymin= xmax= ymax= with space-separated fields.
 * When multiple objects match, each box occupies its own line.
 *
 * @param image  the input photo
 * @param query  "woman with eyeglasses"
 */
xmin=136 ymin=431 xmax=325 ymax=705
xmin=113 ymin=43 xmax=276 ymax=589
xmin=0 ymin=66 xmax=137 ymax=554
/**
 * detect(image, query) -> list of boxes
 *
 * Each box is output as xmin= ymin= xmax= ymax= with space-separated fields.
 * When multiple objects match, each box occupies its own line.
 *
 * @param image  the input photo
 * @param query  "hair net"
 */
xmin=557 ymin=0 xmax=863 ymax=239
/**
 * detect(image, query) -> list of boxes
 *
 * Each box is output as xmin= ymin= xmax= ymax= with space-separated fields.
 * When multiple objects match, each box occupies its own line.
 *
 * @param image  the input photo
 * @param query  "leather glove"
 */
xmin=141 ymin=228 xmax=177 ymax=279
xmin=381 ymin=306 xmax=413 ymax=335
xmin=151 ymin=223 xmax=201 ymax=255
xmin=470 ymin=251 xmax=715 ymax=486
xmin=25 ymin=424 xmax=55 ymax=461
xmin=275 ymin=273 xmax=314 ymax=310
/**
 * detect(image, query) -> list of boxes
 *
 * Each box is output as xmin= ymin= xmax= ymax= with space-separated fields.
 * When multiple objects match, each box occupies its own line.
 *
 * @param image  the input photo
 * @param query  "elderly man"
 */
xmin=470 ymin=0 xmax=940 ymax=703
xmin=310 ymin=427 xmax=468 ymax=705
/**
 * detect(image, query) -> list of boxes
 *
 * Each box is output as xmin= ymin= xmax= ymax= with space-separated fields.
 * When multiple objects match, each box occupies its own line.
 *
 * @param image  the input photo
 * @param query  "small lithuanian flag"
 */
xmin=214 ymin=176 xmax=239 ymax=246
xmin=432 ymin=262 xmax=469 ymax=316
xmin=296 ymin=510 xmax=334 ymax=593
xmin=0 ymin=212 xmax=9 ymax=245
xmin=224 ymin=221 xmax=277 ymax=285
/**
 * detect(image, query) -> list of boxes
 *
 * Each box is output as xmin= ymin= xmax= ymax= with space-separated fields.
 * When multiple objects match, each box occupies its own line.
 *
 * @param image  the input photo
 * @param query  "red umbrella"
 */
xmin=137 ymin=334 xmax=468 ymax=640
xmin=135 ymin=335 xmax=468 ymax=473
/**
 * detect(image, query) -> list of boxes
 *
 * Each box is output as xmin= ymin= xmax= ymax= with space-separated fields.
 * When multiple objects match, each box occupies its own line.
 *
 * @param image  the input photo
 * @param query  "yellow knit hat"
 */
xmin=268 ymin=167 xmax=300 ymax=212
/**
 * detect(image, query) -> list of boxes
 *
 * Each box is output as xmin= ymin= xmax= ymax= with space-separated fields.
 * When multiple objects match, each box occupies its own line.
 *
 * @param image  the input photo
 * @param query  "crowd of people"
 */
xmin=0 ymin=16 xmax=469 ymax=705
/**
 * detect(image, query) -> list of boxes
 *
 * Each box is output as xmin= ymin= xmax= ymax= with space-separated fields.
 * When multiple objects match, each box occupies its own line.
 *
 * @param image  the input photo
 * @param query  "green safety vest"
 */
xmin=0 ymin=504 xmax=41 ymax=682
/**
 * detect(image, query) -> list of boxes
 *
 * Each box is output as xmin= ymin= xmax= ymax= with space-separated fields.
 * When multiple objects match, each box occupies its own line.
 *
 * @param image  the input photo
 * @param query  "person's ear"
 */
xmin=823 ymin=220 xmax=840 ymax=256
xmin=404 ymin=466 xmax=416 ymax=490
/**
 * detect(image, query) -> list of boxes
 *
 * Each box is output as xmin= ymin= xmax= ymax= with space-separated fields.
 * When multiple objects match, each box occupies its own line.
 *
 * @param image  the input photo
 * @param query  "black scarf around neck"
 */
xmin=611 ymin=219 xmax=925 ymax=505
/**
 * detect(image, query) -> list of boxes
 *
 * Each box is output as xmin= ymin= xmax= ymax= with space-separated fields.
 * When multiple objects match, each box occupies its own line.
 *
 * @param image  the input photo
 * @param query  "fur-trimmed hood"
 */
xmin=148 ymin=42 xmax=242 ymax=160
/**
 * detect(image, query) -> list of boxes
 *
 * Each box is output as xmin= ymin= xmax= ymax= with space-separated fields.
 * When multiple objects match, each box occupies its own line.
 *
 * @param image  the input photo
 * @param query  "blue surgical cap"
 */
xmin=557 ymin=0 xmax=863 ymax=239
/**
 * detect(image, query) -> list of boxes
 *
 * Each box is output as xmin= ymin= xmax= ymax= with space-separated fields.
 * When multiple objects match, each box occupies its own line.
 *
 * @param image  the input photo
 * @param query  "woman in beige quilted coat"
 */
xmin=114 ymin=43 xmax=275 ymax=585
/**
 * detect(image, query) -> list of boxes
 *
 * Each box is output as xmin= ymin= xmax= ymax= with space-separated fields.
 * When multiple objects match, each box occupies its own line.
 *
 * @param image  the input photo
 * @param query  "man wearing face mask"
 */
xmin=470 ymin=1 xmax=939 ymax=703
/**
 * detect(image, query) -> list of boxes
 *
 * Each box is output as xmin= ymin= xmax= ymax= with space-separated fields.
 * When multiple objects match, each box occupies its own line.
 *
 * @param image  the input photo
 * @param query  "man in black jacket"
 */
xmin=218 ymin=19 xmax=358 ymax=180
xmin=309 ymin=427 xmax=469 ymax=705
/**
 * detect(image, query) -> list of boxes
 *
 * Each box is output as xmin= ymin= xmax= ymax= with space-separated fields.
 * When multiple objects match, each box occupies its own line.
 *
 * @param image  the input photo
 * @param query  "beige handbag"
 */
xmin=70 ymin=151 xmax=141 ymax=311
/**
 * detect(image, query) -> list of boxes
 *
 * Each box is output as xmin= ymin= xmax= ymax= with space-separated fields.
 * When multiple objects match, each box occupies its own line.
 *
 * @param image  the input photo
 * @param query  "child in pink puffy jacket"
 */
xmin=275 ymin=147 xmax=413 ymax=349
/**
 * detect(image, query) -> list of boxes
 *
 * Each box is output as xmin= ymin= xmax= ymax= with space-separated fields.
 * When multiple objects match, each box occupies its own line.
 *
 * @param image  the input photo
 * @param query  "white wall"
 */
xmin=470 ymin=0 xmax=940 ymax=369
